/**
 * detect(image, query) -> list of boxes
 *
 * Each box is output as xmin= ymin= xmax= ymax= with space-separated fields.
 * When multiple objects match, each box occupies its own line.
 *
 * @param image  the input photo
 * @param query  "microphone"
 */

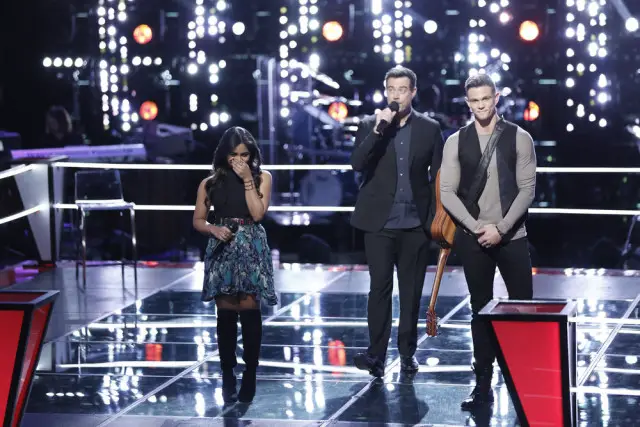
xmin=375 ymin=101 xmax=400 ymax=134
xmin=211 ymin=221 xmax=239 ymax=258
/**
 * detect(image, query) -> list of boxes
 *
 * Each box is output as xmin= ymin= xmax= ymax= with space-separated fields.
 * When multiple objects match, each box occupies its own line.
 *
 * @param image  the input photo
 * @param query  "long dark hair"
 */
xmin=45 ymin=105 xmax=73 ymax=135
xmin=205 ymin=126 xmax=263 ymax=205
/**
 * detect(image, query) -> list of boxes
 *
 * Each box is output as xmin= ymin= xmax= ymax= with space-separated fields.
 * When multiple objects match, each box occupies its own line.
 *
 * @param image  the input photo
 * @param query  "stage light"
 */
xmin=277 ymin=1 xmax=321 ymax=117
xmin=232 ymin=22 xmax=245 ymax=36
xmin=597 ymin=92 xmax=608 ymax=104
xmin=423 ymin=20 xmax=437 ymax=34
xmin=186 ymin=0 xmax=229 ymax=132
xmin=94 ymin=0 xmax=133 ymax=132
xmin=524 ymin=101 xmax=540 ymax=121
xmin=140 ymin=101 xmax=158 ymax=121
xmin=43 ymin=56 xmax=85 ymax=69
xmin=519 ymin=20 xmax=539 ymax=42
xmin=564 ymin=2 xmax=610 ymax=130
xmin=328 ymin=102 xmax=348 ymax=121
xmin=372 ymin=0 xmax=411 ymax=63
xmin=133 ymin=24 xmax=153 ymax=45
xmin=499 ymin=12 xmax=512 ymax=24
xmin=322 ymin=21 xmax=343 ymax=42
xmin=186 ymin=4 xmax=229 ymax=131
xmin=626 ymin=17 xmax=639 ymax=32
xmin=309 ymin=53 xmax=320 ymax=70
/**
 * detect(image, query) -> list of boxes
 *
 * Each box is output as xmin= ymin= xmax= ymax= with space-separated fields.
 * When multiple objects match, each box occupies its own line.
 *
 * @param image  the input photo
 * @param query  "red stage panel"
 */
xmin=0 ymin=292 xmax=48 ymax=303
xmin=0 ymin=269 xmax=16 ymax=289
xmin=0 ymin=311 xmax=25 ymax=426
xmin=492 ymin=320 xmax=563 ymax=427
xmin=491 ymin=302 xmax=567 ymax=314
xmin=0 ymin=291 xmax=58 ymax=427
xmin=11 ymin=303 xmax=53 ymax=427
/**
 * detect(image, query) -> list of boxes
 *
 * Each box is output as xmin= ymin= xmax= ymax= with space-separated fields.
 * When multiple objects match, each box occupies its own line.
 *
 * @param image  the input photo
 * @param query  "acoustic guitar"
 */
xmin=426 ymin=169 xmax=457 ymax=336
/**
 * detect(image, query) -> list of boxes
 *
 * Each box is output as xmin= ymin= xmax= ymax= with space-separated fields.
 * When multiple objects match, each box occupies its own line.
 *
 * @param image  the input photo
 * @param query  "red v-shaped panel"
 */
xmin=492 ymin=320 xmax=563 ymax=426
xmin=0 ymin=310 xmax=25 ymax=425
xmin=11 ymin=303 xmax=53 ymax=427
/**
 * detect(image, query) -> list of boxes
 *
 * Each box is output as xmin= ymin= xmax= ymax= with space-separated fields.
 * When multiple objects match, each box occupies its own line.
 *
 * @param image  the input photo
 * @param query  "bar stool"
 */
xmin=74 ymin=169 xmax=137 ymax=290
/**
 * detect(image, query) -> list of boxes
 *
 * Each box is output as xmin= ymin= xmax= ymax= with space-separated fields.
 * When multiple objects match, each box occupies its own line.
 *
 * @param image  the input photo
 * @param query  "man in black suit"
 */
xmin=351 ymin=66 xmax=444 ymax=377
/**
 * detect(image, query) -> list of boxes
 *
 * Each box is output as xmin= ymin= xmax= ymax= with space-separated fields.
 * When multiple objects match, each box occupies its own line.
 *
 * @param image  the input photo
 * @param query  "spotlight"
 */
xmin=140 ymin=101 xmax=158 ymax=120
xmin=133 ymin=24 xmax=153 ymax=45
xmin=424 ymin=20 xmax=438 ymax=34
xmin=328 ymin=102 xmax=348 ymax=121
xmin=524 ymin=101 xmax=540 ymax=121
xmin=499 ymin=12 xmax=512 ymax=24
xmin=232 ymin=22 xmax=245 ymax=36
xmin=322 ymin=21 xmax=343 ymax=42
xmin=519 ymin=20 xmax=539 ymax=42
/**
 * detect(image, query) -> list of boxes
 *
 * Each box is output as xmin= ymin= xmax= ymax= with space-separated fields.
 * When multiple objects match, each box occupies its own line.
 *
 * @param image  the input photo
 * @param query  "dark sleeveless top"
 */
xmin=209 ymin=174 xmax=251 ymax=219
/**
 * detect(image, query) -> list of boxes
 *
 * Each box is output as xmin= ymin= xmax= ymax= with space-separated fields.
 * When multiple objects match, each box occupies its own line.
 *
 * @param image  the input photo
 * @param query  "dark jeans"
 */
xmin=456 ymin=230 xmax=533 ymax=367
xmin=364 ymin=227 xmax=430 ymax=358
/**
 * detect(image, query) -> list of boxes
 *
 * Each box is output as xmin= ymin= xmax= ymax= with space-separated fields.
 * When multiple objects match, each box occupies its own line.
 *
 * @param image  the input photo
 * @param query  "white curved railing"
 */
xmin=0 ymin=164 xmax=49 ymax=225
xmin=51 ymin=161 xmax=640 ymax=174
xmin=49 ymin=161 xmax=640 ymax=216
xmin=1 ymin=162 xmax=640 ymax=226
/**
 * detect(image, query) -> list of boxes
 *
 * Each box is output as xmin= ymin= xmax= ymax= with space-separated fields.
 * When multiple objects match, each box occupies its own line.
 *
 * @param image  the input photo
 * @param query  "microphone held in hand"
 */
xmin=211 ymin=221 xmax=239 ymax=258
xmin=226 ymin=222 xmax=239 ymax=234
xmin=375 ymin=101 xmax=400 ymax=134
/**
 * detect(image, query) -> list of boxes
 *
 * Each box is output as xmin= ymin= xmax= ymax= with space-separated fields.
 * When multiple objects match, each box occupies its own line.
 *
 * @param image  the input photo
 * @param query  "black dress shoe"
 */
xmin=400 ymin=356 xmax=419 ymax=373
xmin=354 ymin=352 xmax=385 ymax=378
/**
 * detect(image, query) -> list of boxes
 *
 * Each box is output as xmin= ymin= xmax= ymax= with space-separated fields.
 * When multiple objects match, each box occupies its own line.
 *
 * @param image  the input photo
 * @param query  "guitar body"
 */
xmin=426 ymin=169 xmax=457 ymax=336
xmin=430 ymin=169 xmax=457 ymax=249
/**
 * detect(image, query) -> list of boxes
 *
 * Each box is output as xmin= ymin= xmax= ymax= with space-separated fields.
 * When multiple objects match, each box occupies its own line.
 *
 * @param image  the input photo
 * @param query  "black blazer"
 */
xmin=350 ymin=110 xmax=444 ymax=233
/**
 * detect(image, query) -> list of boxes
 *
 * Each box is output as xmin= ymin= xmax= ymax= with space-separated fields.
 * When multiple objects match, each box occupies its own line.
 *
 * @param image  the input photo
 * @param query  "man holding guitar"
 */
xmin=439 ymin=74 xmax=537 ymax=410
xmin=350 ymin=65 xmax=444 ymax=378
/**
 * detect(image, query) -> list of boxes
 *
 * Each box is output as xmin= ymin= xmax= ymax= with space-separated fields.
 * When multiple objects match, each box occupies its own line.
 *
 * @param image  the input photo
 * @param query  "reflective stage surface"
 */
xmin=14 ymin=264 xmax=640 ymax=426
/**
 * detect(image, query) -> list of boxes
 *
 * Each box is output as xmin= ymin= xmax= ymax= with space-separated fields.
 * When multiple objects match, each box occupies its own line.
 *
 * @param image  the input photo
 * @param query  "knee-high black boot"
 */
xmin=238 ymin=309 xmax=262 ymax=403
xmin=461 ymin=362 xmax=494 ymax=410
xmin=217 ymin=309 xmax=239 ymax=403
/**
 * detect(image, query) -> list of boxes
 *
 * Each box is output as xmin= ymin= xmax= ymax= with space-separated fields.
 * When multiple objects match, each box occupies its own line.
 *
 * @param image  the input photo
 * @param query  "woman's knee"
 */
xmin=238 ymin=294 xmax=260 ymax=310
xmin=216 ymin=295 xmax=240 ymax=310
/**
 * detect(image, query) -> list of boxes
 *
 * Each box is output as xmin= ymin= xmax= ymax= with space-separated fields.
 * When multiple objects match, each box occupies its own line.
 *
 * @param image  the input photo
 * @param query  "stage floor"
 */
xmin=12 ymin=263 xmax=640 ymax=426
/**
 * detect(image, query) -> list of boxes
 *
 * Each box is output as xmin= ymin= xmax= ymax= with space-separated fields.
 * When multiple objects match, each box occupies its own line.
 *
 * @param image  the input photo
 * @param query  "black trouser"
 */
xmin=364 ymin=227 xmax=430 ymax=359
xmin=456 ymin=230 xmax=533 ymax=368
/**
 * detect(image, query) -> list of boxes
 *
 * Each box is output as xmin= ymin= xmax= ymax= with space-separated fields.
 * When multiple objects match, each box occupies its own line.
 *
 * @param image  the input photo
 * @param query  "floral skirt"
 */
xmin=202 ymin=223 xmax=278 ymax=305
